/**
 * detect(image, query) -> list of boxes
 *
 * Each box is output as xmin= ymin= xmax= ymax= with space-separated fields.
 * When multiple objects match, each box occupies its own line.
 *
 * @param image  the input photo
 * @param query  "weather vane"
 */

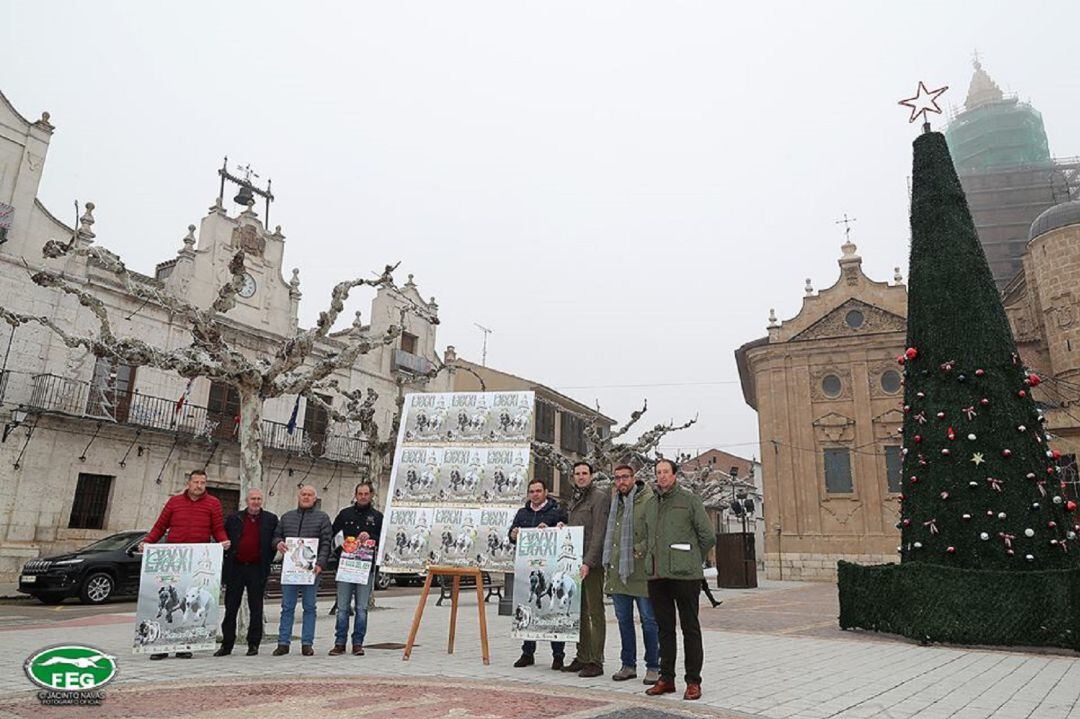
xmin=236 ymin=163 xmax=259 ymax=183
xmin=898 ymin=81 xmax=949 ymax=126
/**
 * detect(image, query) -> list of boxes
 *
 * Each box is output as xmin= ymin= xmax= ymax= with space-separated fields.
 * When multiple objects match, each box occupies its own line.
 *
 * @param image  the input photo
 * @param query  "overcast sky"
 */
xmin=4 ymin=2 xmax=1078 ymax=461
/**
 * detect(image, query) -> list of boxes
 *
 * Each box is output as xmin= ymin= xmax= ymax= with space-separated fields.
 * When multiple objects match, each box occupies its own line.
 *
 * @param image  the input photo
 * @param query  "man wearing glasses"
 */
xmin=602 ymin=465 xmax=659 ymax=685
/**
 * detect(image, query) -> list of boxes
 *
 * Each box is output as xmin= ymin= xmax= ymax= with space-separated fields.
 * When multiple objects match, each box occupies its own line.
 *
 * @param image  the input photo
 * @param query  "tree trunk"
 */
xmin=237 ymin=388 xmax=264 ymax=498
xmin=234 ymin=387 xmax=265 ymax=644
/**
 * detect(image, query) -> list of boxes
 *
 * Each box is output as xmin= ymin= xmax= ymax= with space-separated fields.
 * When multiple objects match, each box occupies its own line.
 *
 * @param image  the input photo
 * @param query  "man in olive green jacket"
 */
xmin=602 ymin=465 xmax=659 ymax=685
xmin=561 ymin=461 xmax=610 ymax=678
xmin=642 ymin=459 xmax=715 ymax=702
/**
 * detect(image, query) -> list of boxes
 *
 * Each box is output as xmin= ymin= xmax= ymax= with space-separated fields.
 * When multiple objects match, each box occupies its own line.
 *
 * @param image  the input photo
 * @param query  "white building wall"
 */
xmin=0 ymin=90 xmax=449 ymax=580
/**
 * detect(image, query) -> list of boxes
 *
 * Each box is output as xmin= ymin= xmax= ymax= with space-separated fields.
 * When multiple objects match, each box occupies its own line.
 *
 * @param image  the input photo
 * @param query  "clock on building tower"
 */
xmin=238 ymin=272 xmax=257 ymax=299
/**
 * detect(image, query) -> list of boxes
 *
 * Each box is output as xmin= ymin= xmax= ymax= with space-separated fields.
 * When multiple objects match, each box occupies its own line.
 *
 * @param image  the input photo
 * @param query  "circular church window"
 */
xmin=845 ymin=310 xmax=865 ymax=329
xmin=881 ymin=370 xmax=902 ymax=394
xmin=822 ymin=374 xmax=843 ymax=398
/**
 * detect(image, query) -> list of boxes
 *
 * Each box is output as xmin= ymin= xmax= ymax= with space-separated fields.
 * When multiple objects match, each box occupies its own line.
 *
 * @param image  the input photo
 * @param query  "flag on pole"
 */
xmin=286 ymin=395 xmax=301 ymax=435
xmin=174 ymin=377 xmax=194 ymax=416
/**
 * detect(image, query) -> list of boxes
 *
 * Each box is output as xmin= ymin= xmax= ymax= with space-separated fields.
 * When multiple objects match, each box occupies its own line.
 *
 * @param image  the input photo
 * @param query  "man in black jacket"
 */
xmin=509 ymin=478 xmax=568 ymax=669
xmin=328 ymin=481 xmax=383 ymax=656
xmin=216 ymin=488 xmax=279 ymax=656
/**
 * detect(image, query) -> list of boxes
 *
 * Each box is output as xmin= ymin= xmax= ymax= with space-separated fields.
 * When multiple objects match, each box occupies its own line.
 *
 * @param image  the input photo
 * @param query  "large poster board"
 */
xmin=510 ymin=526 xmax=583 ymax=642
xmin=133 ymin=543 xmax=222 ymax=654
xmin=378 ymin=391 xmax=534 ymax=573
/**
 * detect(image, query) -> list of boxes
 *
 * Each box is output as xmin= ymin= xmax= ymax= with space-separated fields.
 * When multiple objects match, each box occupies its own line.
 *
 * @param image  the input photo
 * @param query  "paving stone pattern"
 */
xmin=0 ymin=581 xmax=1078 ymax=719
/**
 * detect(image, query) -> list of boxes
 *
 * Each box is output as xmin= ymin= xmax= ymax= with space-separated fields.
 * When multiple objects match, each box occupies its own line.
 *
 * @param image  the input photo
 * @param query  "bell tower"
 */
xmin=162 ymin=160 xmax=297 ymax=336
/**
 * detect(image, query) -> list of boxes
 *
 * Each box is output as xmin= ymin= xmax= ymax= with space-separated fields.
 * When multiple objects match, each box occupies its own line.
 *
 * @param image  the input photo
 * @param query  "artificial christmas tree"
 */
xmin=837 ymin=129 xmax=1080 ymax=649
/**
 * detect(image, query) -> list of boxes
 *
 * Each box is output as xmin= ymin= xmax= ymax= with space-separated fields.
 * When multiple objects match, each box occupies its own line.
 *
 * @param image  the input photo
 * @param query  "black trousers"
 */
xmin=221 ymin=563 xmax=266 ymax=650
xmin=647 ymin=578 xmax=703 ymax=684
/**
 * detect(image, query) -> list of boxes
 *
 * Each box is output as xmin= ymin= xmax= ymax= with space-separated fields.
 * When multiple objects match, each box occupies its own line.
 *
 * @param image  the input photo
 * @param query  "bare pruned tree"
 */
xmin=1 ymin=230 xmax=415 ymax=496
xmin=528 ymin=399 xmax=753 ymax=507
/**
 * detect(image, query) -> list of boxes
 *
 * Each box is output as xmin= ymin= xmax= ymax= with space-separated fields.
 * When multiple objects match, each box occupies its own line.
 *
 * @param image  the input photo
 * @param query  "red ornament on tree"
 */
xmin=1002 ymin=449 xmax=1012 ymax=458
xmin=905 ymin=348 xmax=918 ymax=360
xmin=975 ymin=368 xmax=985 ymax=377
xmin=1018 ymin=390 xmax=1027 ymax=398
xmin=947 ymin=426 xmax=956 ymax=441
xmin=1028 ymin=373 xmax=1042 ymax=386
xmin=1068 ymin=501 xmax=1078 ymax=512
xmin=980 ymin=398 xmax=990 ymax=406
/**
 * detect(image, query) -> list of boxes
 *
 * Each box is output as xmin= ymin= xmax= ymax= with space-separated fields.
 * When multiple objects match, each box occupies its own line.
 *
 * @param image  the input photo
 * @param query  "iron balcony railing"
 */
xmin=24 ymin=373 xmax=368 ymax=464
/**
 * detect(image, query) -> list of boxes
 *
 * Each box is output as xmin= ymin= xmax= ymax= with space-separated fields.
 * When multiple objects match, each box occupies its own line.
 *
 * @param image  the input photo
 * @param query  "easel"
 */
xmin=403 ymin=566 xmax=490 ymax=665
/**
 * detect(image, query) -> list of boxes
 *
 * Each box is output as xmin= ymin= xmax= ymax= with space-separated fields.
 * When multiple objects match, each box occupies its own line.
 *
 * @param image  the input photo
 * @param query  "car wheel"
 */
xmin=375 ymin=572 xmax=391 ymax=591
xmin=36 ymin=595 xmax=64 ymax=605
xmin=79 ymin=572 xmax=115 ymax=604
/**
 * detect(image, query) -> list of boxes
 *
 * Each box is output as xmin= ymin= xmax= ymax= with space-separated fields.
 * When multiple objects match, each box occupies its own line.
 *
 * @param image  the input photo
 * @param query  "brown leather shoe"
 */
xmin=683 ymin=683 xmax=702 ymax=701
xmin=578 ymin=663 xmax=603 ymax=678
xmin=352 ymin=645 xmax=365 ymax=656
xmin=645 ymin=679 xmax=677 ymax=696
xmin=328 ymin=645 xmax=346 ymax=656
xmin=272 ymin=645 xmax=289 ymax=656
xmin=301 ymin=645 xmax=314 ymax=656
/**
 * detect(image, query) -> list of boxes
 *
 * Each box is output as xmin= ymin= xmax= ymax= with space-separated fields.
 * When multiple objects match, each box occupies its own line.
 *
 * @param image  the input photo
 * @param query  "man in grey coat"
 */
xmin=561 ymin=461 xmax=611 ymax=678
xmin=272 ymin=485 xmax=332 ymax=656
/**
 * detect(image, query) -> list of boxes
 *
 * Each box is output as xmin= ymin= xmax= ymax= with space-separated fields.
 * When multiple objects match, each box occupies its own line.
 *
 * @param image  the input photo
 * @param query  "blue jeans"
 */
xmin=521 ymin=640 xmax=565 ymax=659
xmin=611 ymin=593 xmax=659 ymax=671
xmin=335 ymin=580 xmax=373 ymax=646
xmin=277 ymin=583 xmax=318 ymax=646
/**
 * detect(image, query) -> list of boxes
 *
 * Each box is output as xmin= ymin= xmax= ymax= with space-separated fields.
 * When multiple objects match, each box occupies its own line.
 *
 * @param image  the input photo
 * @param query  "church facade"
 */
xmin=0 ymin=90 xmax=448 ymax=580
xmin=737 ymin=62 xmax=1080 ymax=581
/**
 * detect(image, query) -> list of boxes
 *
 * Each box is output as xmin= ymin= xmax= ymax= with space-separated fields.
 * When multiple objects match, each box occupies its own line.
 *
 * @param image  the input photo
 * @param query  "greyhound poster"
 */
xmin=401 ymin=391 xmax=535 ymax=444
xmin=511 ymin=526 xmax=583 ymax=642
xmin=133 ymin=543 xmax=223 ymax=654
xmin=474 ymin=506 xmax=518 ymax=571
xmin=378 ymin=391 xmax=535 ymax=573
xmin=380 ymin=507 xmax=434 ymax=572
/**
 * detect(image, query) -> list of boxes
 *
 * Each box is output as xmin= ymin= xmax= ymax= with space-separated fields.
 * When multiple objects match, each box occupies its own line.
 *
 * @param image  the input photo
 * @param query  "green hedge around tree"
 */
xmin=837 ymin=560 xmax=1080 ymax=650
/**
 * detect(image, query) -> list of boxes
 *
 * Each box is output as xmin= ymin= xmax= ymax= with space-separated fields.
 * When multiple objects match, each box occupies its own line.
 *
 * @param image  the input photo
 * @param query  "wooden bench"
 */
xmin=436 ymin=571 xmax=502 ymax=606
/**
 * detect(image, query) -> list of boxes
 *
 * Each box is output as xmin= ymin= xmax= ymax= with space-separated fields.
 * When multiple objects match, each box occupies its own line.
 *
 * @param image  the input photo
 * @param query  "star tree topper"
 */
xmin=898 ymin=81 xmax=949 ymax=124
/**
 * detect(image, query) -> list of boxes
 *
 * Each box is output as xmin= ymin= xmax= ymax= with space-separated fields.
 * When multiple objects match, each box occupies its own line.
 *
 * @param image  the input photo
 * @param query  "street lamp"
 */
xmin=2 ymin=406 xmax=28 ymax=443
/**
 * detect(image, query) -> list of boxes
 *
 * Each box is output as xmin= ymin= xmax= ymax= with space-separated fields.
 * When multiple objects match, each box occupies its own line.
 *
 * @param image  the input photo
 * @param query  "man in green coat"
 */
xmin=643 ymin=458 xmax=715 ymax=702
xmin=602 ymin=464 xmax=659 ymax=685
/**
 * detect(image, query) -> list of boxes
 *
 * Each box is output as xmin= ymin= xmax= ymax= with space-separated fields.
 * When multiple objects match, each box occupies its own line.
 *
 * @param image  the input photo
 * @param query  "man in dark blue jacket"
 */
xmin=328 ymin=481 xmax=383 ymax=656
xmin=216 ymin=488 xmax=279 ymax=656
xmin=509 ymin=478 xmax=568 ymax=669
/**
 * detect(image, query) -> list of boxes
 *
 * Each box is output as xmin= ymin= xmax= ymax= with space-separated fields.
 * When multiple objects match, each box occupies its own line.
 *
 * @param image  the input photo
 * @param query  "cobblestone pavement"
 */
xmin=0 ymin=582 xmax=1078 ymax=719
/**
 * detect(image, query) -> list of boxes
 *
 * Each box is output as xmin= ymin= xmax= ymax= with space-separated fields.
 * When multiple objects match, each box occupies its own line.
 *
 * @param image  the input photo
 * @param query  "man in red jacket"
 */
xmin=140 ymin=469 xmax=230 ymax=660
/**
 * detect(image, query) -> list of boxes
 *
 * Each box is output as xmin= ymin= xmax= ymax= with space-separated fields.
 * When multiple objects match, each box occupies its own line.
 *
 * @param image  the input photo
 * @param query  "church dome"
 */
xmin=1030 ymin=200 xmax=1080 ymax=241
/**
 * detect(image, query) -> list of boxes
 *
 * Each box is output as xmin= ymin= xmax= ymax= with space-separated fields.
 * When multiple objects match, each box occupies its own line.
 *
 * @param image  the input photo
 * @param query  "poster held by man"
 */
xmin=511 ymin=526 xmax=583 ymax=643
xmin=133 ymin=543 xmax=223 ymax=654
xmin=281 ymin=537 xmax=319 ymax=585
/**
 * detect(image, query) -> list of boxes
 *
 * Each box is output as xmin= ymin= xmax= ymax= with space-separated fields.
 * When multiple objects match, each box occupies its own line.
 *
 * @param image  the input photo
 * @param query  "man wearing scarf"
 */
xmin=560 ymin=461 xmax=610 ymax=678
xmin=603 ymin=465 xmax=659 ymax=685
